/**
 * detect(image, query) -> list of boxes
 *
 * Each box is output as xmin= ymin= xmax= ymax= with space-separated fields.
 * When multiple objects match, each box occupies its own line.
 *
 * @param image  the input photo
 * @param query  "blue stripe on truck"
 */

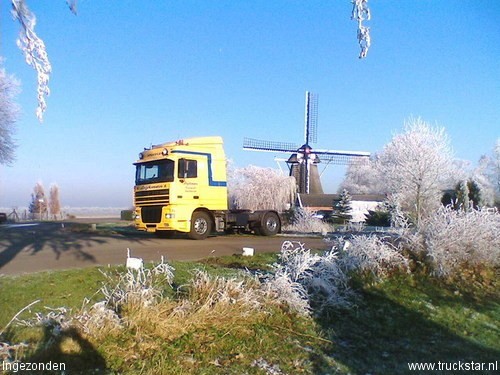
xmin=171 ymin=150 xmax=227 ymax=187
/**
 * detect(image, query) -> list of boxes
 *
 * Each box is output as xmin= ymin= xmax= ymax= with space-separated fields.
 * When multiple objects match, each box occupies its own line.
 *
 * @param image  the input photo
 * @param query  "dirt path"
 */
xmin=0 ymin=222 xmax=330 ymax=275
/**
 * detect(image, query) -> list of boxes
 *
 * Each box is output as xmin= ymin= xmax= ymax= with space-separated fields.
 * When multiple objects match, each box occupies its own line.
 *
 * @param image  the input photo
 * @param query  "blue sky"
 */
xmin=0 ymin=0 xmax=499 ymax=208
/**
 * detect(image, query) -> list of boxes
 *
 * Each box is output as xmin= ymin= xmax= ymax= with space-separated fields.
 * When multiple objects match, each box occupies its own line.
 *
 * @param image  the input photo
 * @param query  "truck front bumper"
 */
xmin=134 ymin=207 xmax=190 ymax=233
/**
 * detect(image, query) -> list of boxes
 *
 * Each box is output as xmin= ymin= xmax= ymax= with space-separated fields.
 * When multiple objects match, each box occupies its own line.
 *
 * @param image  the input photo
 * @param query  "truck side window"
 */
xmin=178 ymin=159 xmax=197 ymax=178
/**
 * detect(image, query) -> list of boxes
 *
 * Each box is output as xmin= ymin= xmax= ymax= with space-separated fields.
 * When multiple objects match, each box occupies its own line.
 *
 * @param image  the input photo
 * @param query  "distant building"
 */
xmin=297 ymin=193 xmax=385 ymax=223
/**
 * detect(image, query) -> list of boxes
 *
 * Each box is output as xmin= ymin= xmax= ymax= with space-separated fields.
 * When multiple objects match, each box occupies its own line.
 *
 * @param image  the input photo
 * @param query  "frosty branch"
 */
xmin=11 ymin=0 xmax=52 ymax=122
xmin=351 ymin=0 xmax=371 ymax=58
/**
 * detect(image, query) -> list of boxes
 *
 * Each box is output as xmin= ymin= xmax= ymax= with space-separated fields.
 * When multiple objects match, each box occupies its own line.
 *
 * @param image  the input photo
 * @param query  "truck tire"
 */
xmin=259 ymin=212 xmax=280 ymax=236
xmin=188 ymin=211 xmax=212 ymax=240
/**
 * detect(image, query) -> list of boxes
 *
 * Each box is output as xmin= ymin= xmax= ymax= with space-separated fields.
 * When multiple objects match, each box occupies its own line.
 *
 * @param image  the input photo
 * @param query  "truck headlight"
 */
xmin=165 ymin=213 xmax=175 ymax=219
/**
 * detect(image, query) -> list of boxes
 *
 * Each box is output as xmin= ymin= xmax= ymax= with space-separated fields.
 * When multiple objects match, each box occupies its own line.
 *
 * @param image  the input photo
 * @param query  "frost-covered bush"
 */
xmin=100 ymin=257 xmax=175 ymax=311
xmin=415 ymin=206 xmax=500 ymax=277
xmin=264 ymin=269 xmax=311 ymax=315
xmin=264 ymin=241 xmax=320 ymax=315
xmin=304 ymin=248 xmax=355 ymax=310
xmin=266 ymin=241 xmax=354 ymax=314
xmin=18 ymin=307 xmax=72 ymax=332
xmin=75 ymin=300 xmax=122 ymax=338
xmin=267 ymin=237 xmax=410 ymax=315
xmin=339 ymin=236 xmax=409 ymax=278
xmin=284 ymin=208 xmax=332 ymax=234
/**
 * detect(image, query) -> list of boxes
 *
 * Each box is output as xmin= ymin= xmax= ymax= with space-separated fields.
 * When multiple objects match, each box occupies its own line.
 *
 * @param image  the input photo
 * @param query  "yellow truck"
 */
xmin=133 ymin=136 xmax=282 ymax=239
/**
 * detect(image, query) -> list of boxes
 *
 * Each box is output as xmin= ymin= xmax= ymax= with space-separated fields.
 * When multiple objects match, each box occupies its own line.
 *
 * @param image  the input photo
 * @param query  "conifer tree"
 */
xmin=333 ymin=189 xmax=353 ymax=224
xmin=454 ymin=179 xmax=487 ymax=210
xmin=456 ymin=180 xmax=470 ymax=211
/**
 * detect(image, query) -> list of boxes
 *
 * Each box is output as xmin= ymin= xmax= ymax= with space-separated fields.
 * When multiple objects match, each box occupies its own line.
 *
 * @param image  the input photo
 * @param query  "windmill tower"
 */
xmin=243 ymin=91 xmax=370 ymax=194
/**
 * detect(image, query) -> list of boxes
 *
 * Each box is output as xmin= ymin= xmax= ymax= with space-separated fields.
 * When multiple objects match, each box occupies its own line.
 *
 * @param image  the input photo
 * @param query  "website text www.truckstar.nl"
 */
xmin=408 ymin=360 xmax=498 ymax=372
xmin=2 ymin=361 xmax=66 ymax=373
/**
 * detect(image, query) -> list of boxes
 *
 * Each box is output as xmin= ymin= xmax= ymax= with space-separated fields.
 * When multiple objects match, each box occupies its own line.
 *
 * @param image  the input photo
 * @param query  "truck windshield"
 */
xmin=135 ymin=159 xmax=175 ymax=185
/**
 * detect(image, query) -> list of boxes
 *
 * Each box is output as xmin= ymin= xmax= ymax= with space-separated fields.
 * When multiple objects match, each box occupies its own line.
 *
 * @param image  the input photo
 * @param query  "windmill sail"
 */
xmin=243 ymin=138 xmax=298 ymax=153
xmin=304 ymin=91 xmax=318 ymax=145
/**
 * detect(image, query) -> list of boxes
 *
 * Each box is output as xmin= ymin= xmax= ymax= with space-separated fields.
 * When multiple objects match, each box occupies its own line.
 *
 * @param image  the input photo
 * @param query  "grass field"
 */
xmin=1 ymin=254 xmax=499 ymax=374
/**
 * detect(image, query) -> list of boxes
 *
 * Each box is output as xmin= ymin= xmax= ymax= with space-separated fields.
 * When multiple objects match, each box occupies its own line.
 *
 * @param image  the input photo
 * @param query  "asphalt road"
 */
xmin=0 ymin=222 xmax=331 ymax=275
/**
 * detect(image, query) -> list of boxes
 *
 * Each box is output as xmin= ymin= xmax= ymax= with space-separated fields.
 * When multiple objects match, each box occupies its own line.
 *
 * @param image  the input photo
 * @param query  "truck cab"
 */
xmin=134 ymin=136 xmax=231 ymax=239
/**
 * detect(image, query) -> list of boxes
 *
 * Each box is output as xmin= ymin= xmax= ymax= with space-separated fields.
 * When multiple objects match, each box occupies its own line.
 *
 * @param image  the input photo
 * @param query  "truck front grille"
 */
xmin=134 ymin=189 xmax=169 ymax=207
xmin=141 ymin=206 xmax=163 ymax=224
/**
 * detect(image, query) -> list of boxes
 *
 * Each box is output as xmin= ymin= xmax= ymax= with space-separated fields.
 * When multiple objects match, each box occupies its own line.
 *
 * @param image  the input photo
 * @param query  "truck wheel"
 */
xmin=260 ymin=212 xmax=280 ymax=236
xmin=188 ymin=211 xmax=212 ymax=240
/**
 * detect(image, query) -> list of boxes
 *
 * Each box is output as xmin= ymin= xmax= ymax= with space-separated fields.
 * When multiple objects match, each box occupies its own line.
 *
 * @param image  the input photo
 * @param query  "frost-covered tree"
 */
xmin=376 ymin=117 xmax=454 ymax=226
xmin=29 ymin=181 xmax=48 ymax=218
xmin=481 ymin=138 xmax=500 ymax=203
xmin=338 ymin=156 xmax=384 ymax=194
xmin=0 ymin=64 xmax=19 ymax=165
xmin=228 ymin=165 xmax=296 ymax=211
xmin=472 ymin=156 xmax=495 ymax=207
xmin=49 ymin=183 xmax=61 ymax=219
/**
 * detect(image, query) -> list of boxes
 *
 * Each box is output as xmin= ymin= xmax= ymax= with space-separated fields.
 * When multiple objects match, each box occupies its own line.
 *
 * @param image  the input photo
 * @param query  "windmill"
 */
xmin=243 ymin=91 xmax=370 ymax=194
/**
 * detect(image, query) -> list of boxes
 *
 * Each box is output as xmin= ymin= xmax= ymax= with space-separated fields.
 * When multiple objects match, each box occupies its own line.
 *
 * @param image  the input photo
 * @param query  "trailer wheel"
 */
xmin=260 ymin=212 xmax=280 ymax=236
xmin=189 ymin=211 xmax=212 ymax=240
